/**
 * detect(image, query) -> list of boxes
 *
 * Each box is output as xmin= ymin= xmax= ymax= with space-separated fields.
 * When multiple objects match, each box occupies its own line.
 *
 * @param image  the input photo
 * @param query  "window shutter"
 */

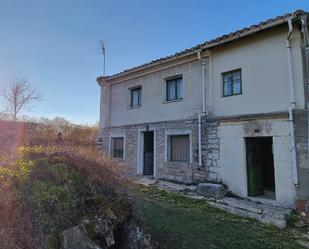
xmin=171 ymin=135 xmax=190 ymax=162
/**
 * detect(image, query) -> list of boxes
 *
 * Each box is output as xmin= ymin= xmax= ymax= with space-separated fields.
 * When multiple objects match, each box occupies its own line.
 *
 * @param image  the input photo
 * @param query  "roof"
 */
xmin=97 ymin=9 xmax=307 ymax=84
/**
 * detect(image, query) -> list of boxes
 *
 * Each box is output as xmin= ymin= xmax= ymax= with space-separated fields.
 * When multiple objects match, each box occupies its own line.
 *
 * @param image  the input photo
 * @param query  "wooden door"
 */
xmin=143 ymin=131 xmax=154 ymax=175
xmin=246 ymin=138 xmax=264 ymax=196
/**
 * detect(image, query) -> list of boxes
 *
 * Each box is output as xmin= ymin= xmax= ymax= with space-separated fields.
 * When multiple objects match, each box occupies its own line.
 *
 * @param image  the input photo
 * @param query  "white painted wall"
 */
xmin=107 ymin=60 xmax=205 ymax=127
xmin=217 ymin=119 xmax=296 ymax=207
xmin=211 ymin=26 xmax=305 ymax=116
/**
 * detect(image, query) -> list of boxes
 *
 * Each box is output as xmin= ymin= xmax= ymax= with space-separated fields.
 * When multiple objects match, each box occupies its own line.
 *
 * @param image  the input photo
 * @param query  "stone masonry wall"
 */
xmin=294 ymin=109 xmax=309 ymax=212
xmin=204 ymin=118 xmax=220 ymax=182
xmin=100 ymin=118 xmax=208 ymax=183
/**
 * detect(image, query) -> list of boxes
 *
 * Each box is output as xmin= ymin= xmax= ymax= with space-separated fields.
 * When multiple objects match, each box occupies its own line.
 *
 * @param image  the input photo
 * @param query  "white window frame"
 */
xmin=109 ymin=134 xmax=126 ymax=160
xmin=129 ymin=85 xmax=142 ymax=108
xmin=164 ymin=129 xmax=192 ymax=163
xmin=163 ymin=75 xmax=184 ymax=103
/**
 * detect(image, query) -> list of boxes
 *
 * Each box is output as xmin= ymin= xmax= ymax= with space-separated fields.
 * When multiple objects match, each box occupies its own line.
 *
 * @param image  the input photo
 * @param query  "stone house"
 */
xmin=97 ymin=10 xmax=309 ymax=210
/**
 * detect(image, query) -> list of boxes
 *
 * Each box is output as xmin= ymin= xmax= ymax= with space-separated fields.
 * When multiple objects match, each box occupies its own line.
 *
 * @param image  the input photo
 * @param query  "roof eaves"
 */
xmin=97 ymin=10 xmax=307 ymax=84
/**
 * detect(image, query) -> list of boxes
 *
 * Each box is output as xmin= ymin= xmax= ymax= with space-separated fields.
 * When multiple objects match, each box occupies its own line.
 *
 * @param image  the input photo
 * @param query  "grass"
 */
xmin=131 ymin=185 xmax=305 ymax=249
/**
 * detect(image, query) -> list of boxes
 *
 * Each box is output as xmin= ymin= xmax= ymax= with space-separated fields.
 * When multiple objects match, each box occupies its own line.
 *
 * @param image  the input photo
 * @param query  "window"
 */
xmin=223 ymin=69 xmax=242 ymax=96
xmin=111 ymin=137 xmax=124 ymax=159
xmin=166 ymin=76 xmax=183 ymax=101
xmin=168 ymin=135 xmax=190 ymax=162
xmin=130 ymin=86 xmax=142 ymax=107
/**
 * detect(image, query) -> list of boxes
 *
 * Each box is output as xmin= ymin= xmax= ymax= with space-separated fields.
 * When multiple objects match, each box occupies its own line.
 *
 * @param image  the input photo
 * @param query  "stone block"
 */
xmin=196 ymin=183 xmax=226 ymax=198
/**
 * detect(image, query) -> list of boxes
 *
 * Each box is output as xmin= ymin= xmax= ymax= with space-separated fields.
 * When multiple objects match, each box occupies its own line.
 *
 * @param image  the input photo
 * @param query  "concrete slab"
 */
xmin=206 ymin=197 xmax=291 ymax=228
xmin=134 ymin=176 xmax=157 ymax=186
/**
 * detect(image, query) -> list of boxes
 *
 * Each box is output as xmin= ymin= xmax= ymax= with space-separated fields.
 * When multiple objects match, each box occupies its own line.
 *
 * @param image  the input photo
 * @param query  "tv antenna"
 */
xmin=100 ymin=40 xmax=106 ymax=76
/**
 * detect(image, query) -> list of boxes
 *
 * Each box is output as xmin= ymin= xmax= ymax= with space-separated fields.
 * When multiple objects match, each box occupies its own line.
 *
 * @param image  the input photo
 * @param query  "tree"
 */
xmin=0 ymin=78 xmax=42 ymax=121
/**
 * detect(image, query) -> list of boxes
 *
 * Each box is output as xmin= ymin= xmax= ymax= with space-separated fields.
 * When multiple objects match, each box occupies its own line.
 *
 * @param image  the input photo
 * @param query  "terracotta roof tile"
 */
xmin=97 ymin=9 xmax=307 ymax=83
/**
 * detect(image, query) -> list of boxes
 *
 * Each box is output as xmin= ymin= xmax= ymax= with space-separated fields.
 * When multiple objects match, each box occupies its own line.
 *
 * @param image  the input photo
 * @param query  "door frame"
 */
xmin=244 ymin=136 xmax=276 ymax=199
xmin=137 ymin=128 xmax=156 ymax=177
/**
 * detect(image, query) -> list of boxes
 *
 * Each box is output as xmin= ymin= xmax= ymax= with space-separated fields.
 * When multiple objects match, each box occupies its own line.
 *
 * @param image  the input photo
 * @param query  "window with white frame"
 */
xmin=168 ymin=134 xmax=190 ymax=162
xmin=130 ymin=86 xmax=142 ymax=107
xmin=111 ymin=137 xmax=124 ymax=159
xmin=165 ymin=76 xmax=183 ymax=101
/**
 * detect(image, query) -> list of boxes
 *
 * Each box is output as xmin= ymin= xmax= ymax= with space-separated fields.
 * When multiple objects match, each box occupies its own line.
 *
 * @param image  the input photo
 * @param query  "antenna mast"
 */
xmin=100 ymin=40 xmax=106 ymax=76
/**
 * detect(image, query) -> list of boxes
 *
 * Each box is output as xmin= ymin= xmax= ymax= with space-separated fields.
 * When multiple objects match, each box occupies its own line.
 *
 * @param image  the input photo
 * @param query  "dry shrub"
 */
xmin=0 ymin=121 xmax=128 ymax=249
xmin=21 ymin=145 xmax=129 ymax=195
xmin=0 ymin=120 xmax=26 ymax=167
xmin=0 ymin=179 xmax=43 ymax=249
xmin=57 ymin=145 xmax=128 ymax=193
xmin=24 ymin=122 xmax=98 ymax=147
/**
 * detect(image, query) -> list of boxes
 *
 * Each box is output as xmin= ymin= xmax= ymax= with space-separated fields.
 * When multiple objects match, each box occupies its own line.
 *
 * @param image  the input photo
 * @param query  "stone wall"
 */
xmin=294 ymin=109 xmax=309 ymax=212
xmin=100 ymin=118 xmax=208 ymax=183
xmin=204 ymin=118 xmax=220 ymax=182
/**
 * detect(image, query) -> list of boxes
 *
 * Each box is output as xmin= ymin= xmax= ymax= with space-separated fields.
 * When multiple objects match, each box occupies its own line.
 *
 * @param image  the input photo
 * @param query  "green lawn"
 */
xmin=131 ymin=185 xmax=304 ymax=249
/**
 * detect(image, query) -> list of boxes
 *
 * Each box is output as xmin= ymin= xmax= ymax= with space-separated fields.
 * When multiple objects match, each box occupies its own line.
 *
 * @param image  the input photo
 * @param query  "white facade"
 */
xmin=218 ymin=119 xmax=296 ymax=207
xmin=98 ymin=19 xmax=308 ymax=208
xmin=211 ymin=26 xmax=305 ymax=116
xmin=105 ymin=59 xmax=205 ymax=127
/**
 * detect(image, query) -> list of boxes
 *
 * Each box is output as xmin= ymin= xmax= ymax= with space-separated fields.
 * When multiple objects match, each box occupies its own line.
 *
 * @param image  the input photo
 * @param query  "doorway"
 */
xmin=143 ymin=131 xmax=154 ymax=175
xmin=245 ymin=137 xmax=276 ymax=199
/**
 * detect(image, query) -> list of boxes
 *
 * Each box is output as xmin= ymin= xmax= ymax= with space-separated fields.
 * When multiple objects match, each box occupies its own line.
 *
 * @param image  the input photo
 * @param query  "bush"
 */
xmin=0 ymin=123 xmax=128 ymax=249
xmin=29 ymin=180 xmax=77 ymax=232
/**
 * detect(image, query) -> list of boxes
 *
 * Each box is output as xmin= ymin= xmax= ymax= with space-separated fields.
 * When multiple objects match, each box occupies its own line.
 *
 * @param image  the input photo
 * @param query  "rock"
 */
xmin=196 ymin=183 xmax=226 ymax=198
xmin=304 ymin=215 xmax=309 ymax=224
xmin=118 ymin=219 xmax=155 ymax=249
xmin=295 ymin=219 xmax=307 ymax=228
xmin=61 ymin=225 xmax=102 ymax=249
xmin=61 ymin=196 xmax=132 ymax=249
xmin=84 ymin=213 xmax=116 ymax=247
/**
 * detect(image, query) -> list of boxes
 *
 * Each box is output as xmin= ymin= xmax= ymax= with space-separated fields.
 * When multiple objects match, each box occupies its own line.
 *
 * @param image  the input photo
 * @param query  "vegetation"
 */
xmin=0 ymin=119 xmax=306 ymax=249
xmin=132 ymin=185 xmax=305 ymax=249
xmin=0 ymin=120 xmax=127 ymax=249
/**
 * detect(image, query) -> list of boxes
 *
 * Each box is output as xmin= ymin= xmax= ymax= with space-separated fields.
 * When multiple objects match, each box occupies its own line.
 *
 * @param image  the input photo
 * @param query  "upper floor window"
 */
xmin=222 ymin=69 xmax=242 ymax=97
xmin=130 ymin=86 xmax=142 ymax=107
xmin=166 ymin=76 xmax=183 ymax=101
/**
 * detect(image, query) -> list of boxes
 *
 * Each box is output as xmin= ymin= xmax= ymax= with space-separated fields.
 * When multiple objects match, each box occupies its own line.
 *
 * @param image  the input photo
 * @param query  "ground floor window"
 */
xmin=168 ymin=134 xmax=190 ymax=162
xmin=111 ymin=137 xmax=124 ymax=159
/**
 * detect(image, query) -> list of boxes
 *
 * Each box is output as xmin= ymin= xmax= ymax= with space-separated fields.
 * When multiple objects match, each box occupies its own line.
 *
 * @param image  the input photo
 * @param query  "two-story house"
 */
xmin=97 ymin=10 xmax=309 ymax=209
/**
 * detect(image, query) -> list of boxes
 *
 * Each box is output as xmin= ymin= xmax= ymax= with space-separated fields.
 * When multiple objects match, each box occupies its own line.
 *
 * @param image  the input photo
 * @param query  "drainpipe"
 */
xmin=198 ymin=113 xmax=203 ymax=166
xmin=286 ymin=17 xmax=299 ymax=186
xmin=208 ymin=52 xmax=213 ymax=114
xmin=197 ymin=49 xmax=207 ymax=167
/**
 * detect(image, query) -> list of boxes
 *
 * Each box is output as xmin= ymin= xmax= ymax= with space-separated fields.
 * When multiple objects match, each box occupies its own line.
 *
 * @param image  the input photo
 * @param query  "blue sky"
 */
xmin=0 ymin=0 xmax=308 ymax=124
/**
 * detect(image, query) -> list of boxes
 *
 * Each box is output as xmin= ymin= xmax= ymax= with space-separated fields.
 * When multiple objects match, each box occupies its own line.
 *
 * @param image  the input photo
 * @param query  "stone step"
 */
xmin=204 ymin=197 xmax=291 ymax=229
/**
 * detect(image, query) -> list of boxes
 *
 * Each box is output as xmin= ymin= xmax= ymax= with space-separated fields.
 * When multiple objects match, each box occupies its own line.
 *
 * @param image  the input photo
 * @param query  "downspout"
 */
xmin=197 ymin=49 xmax=207 ymax=167
xmin=208 ymin=52 xmax=213 ymax=114
xmin=286 ymin=17 xmax=299 ymax=186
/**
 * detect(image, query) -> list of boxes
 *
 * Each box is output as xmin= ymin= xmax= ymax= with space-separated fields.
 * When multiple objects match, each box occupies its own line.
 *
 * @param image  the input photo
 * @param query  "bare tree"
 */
xmin=0 ymin=78 xmax=42 ymax=121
